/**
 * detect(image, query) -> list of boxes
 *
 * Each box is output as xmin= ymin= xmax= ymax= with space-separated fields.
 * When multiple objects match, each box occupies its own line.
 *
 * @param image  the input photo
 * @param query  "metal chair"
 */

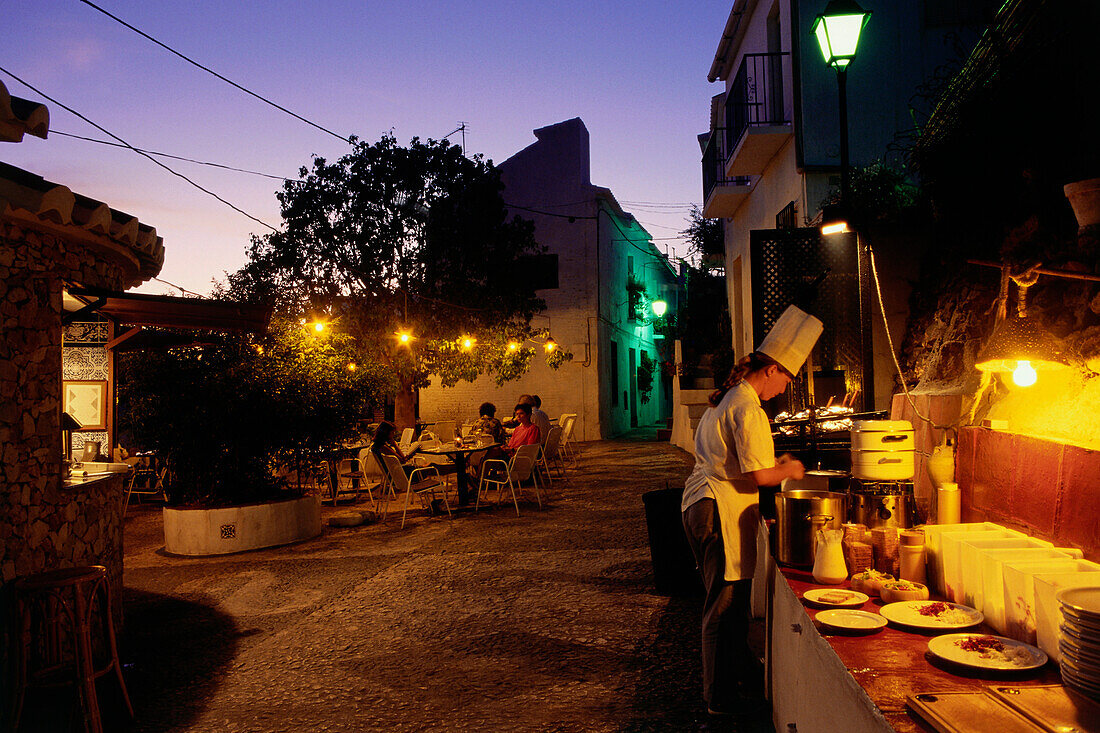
xmin=123 ymin=460 xmax=167 ymax=513
xmin=381 ymin=454 xmax=450 ymax=529
xmin=537 ymin=426 xmax=566 ymax=487
xmin=559 ymin=414 xmax=578 ymax=466
xmin=476 ymin=443 xmax=541 ymax=515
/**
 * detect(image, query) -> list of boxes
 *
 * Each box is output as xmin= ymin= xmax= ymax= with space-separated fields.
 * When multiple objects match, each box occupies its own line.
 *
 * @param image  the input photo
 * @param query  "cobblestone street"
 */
xmin=27 ymin=432 xmax=773 ymax=732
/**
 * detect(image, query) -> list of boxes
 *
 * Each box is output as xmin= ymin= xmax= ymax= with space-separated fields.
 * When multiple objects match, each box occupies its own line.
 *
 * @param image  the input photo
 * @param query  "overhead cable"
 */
xmin=50 ymin=130 xmax=288 ymax=180
xmin=0 ymin=66 xmax=278 ymax=232
xmin=78 ymin=0 xmax=351 ymax=144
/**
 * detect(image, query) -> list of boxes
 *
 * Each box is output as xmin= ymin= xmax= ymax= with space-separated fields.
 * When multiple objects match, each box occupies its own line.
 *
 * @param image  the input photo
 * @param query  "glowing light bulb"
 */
xmin=507 ymin=342 xmax=519 ymax=352
xmin=314 ymin=322 xmax=325 ymax=333
xmin=462 ymin=337 xmax=474 ymax=350
xmin=651 ymin=300 xmax=668 ymax=317
xmin=1012 ymin=360 xmax=1037 ymax=387
xmin=398 ymin=332 xmax=411 ymax=344
xmin=545 ymin=340 xmax=556 ymax=353
xmin=347 ymin=362 xmax=357 ymax=371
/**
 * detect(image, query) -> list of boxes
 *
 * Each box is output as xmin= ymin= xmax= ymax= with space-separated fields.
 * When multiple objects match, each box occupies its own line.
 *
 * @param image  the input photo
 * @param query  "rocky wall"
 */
xmin=1 ymin=221 xmax=131 ymax=723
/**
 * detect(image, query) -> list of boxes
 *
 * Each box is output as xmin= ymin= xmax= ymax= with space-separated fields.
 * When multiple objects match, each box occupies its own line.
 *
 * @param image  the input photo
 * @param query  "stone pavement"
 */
xmin=19 ymin=431 xmax=774 ymax=732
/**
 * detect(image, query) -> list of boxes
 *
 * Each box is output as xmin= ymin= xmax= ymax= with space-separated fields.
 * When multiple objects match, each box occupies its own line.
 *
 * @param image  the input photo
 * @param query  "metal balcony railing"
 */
xmin=702 ymin=131 xmax=751 ymax=203
xmin=724 ymin=52 xmax=789 ymax=156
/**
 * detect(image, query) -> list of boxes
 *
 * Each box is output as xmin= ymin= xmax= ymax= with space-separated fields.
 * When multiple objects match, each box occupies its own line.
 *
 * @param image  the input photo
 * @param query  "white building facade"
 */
xmin=419 ymin=118 xmax=677 ymax=440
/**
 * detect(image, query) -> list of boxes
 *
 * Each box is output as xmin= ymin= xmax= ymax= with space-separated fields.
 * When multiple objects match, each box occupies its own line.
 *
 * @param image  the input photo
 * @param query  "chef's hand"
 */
xmin=778 ymin=454 xmax=805 ymax=480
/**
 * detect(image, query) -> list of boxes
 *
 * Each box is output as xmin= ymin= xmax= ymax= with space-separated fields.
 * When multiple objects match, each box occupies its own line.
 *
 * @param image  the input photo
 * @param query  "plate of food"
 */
xmin=803 ymin=588 xmax=870 ymax=608
xmin=815 ymin=609 xmax=887 ymax=632
xmin=928 ymin=633 xmax=1048 ymax=670
xmin=879 ymin=600 xmax=984 ymax=630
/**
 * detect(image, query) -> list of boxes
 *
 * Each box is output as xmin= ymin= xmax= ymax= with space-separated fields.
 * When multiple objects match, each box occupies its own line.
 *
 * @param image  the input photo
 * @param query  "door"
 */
xmin=628 ymin=347 xmax=638 ymax=428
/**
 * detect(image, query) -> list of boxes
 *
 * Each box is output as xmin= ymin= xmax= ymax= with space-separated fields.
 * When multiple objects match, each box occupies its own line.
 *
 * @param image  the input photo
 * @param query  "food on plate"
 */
xmin=850 ymin=569 xmax=894 ymax=597
xmin=880 ymin=580 xmax=929 ymax=603
xmin=816 ymin=591 xmax=857 ymax=605
xmin=954 ymin=635 xmax=1036 ymax=666
xmin=916 ymin=601 xmax=976 ymax=625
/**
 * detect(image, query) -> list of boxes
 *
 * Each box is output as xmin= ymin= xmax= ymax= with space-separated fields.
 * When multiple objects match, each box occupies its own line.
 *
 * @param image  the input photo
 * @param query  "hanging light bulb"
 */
xmin=545 ymin=338 xmax=557 ymax=353
xmin=347 ymin=362 xmax=357 ymax=372
xmin=397 ymin=330 xmax=412 ymax=345
xmin=507 ymin=341 xmax=520 ymax=352
xmin=461 ymin=336 xmax=475 ymax=350
xmin=1011 ymin=360 xmax=1037 ymax=387
xmin=314 ymin=322 xmax=326 ymax=333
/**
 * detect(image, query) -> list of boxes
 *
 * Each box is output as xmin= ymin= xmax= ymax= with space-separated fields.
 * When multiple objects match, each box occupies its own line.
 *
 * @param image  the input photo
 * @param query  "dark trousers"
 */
xmin=682 ymin=497 xmax=754 ymax=708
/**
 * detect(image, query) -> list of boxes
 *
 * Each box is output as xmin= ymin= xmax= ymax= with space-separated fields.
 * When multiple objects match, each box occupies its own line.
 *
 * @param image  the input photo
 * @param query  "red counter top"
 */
xmin=780 ymin=568 xmax=1064 ymax=732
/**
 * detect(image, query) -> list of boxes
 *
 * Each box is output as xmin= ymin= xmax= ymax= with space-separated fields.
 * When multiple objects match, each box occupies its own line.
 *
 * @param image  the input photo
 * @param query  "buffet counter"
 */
xmin=752 ymin=522 xmax=1085 ymax=733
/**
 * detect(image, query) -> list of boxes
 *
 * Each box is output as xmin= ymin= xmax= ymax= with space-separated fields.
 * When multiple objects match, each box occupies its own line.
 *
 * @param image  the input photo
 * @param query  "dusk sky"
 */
xmin=4 ymin=1 xmax=732 ymax=296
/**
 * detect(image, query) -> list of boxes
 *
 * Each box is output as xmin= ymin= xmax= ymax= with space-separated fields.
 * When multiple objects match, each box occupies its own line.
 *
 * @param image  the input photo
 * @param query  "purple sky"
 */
xmin=5 ymin=1 xmax=731 ymax=296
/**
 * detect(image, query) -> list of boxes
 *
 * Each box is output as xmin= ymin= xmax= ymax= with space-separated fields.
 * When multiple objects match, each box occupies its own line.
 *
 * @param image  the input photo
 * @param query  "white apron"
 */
xmin=682 ymin=381 xmax=775 ymax=581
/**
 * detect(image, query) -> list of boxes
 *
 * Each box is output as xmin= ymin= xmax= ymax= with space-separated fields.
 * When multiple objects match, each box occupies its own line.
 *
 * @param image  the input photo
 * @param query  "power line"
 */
xmin=152 ymin=276 xmax=205 ymax=298
xmin=50 ymin=130 xmax=289 ymax=180
xmin=0 ymin=66 xmax=278 ymax=232
xmin=78 ymin=0 xmax=351 ymax=144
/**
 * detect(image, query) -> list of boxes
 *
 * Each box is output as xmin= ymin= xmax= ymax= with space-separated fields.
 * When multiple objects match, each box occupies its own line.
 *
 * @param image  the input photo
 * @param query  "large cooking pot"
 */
xmin=782 ymin=470 xmax=850 ymax=494
xmin=849 ymin=492 xmax=913 ymax=529
xmin=775 ymin=490 xmax=847 ymax=567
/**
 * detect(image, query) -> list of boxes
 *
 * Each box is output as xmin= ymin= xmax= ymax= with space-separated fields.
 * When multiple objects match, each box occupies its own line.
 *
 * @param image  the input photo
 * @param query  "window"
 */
xmin=610 ymin=341 xmax=619 ymax=406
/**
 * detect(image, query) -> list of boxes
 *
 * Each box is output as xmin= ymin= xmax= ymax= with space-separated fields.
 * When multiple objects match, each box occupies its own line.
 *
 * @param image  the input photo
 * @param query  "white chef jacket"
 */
xmin=681 ymin=380 xmax=776 ymax=581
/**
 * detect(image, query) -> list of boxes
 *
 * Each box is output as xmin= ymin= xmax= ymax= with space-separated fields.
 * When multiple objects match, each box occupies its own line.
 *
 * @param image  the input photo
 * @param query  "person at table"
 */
xmin=503 ymin=403 xmax=541 ymax=457
xmin=529 ymin=395 xmax=552 ymax=444
xmin=681 ymin=305 xmax=822 ymax=717
xmin=472 ymin=402 xmax=506 ymax=445
xmin=371 ymin=421 xmax=418 ymax=475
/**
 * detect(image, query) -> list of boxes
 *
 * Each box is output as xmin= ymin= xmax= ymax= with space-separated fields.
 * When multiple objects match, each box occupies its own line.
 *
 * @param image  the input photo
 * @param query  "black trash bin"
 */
xmin=642 ymin=486 xmax=703 ymax=596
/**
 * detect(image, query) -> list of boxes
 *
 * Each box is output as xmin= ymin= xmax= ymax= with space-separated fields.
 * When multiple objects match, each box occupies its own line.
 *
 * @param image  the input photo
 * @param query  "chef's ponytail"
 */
xmin=708 ymin=352 xmax=784 ymax=406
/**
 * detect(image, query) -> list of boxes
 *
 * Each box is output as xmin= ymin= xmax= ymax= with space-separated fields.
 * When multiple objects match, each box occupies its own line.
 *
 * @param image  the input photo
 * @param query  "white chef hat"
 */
xmin=756 ymin=305 xmax=824 ymax=376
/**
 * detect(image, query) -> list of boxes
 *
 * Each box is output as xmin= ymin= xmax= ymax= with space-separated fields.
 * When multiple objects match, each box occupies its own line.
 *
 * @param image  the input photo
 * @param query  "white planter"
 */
xmin=1064 ymin=177 xmax=1100 ymax=228
xmin=163 ymin=495 xmax=321 ymax=556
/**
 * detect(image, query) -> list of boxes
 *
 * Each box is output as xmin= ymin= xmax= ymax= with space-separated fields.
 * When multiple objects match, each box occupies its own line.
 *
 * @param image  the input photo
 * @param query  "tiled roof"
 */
xmin=0 ymin=80 xmax=49 ymax=142
xmin=1 ymin=161 xmax=165 ymax=284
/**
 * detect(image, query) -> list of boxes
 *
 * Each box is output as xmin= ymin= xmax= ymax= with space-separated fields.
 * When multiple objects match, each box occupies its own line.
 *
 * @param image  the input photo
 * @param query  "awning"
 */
xmin=65 ymin=286 xmax=271 ymax=333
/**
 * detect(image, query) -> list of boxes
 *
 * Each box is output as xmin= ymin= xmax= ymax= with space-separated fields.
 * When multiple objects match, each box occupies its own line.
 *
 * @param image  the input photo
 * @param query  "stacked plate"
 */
xmin=1057 ymin=586 xmax=1100 ymax=700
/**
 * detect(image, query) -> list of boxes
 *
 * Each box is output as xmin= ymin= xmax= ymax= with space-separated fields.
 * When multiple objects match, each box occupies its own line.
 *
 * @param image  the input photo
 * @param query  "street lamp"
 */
xmin=651 ymin=300 xmax=668 ymax=317
xmin=811 ymin=0 xmax=871 ymax=209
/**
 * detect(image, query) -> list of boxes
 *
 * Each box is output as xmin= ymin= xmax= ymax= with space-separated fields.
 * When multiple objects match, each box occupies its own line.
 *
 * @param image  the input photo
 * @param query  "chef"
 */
xmin=681 ymin=305 xmax=823 ymax=716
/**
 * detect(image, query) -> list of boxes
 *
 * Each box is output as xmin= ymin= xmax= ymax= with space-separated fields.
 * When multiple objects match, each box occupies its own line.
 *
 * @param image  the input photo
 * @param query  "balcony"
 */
xmin=701 ymin=131 xmax=754 ymax=219
xmin=724 ymin=52 xmax=791 ymax=177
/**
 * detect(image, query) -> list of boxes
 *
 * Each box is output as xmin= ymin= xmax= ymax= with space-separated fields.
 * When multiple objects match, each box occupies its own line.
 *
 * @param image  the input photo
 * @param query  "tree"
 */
xmin=682 ymin=205 xmax=724 ymax=269
xmin=116 ymin=317 xmax=384 ymax=505
xmin=229 ymin=134 xmax=569 ymax=427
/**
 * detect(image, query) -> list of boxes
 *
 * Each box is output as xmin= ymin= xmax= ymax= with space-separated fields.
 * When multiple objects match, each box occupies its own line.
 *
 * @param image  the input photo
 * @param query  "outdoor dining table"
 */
xmin=417 ymin=442 xmax=500 ymax=506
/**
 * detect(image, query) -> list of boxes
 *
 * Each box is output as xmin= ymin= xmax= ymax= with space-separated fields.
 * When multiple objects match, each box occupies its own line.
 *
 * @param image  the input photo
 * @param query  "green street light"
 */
xmin=811 ymin=0 xmax=870 ymax=212
xmin=651 ymin=300 xmax=668 ymax=317
xmin=811 ymin=0 xmax=871 ymax=69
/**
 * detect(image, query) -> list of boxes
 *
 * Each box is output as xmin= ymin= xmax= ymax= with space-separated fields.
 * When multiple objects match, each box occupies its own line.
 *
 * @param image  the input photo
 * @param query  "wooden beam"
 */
xmin=106 ymin=326 xmax=142 ymax=351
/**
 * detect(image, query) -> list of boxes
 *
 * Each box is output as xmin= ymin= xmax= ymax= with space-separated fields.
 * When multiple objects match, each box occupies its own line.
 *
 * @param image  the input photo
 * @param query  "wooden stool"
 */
xmin=13 ymin=565 xmax=133 ymax=733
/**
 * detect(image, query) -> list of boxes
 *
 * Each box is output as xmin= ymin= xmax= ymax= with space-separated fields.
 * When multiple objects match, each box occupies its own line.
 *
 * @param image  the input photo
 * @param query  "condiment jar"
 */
xmin=899 ymin=530 xmax=926 ymax=583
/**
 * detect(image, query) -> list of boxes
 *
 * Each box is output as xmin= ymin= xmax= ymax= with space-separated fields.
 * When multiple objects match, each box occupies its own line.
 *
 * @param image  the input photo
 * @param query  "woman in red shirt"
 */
xmin=504 ymin=403 xmax=541 ymax=456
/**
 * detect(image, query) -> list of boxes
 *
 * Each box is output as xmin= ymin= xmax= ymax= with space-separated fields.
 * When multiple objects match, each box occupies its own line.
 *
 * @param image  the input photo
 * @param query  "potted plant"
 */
xmin=117 ymin=317 xmax=383 ymax=555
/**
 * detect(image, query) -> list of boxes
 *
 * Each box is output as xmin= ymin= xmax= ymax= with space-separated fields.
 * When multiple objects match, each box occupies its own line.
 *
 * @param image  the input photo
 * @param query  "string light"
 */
xmin=545 ymin=339 xmax=557 ymax=353
xmin=461 ymin=336 xmax=475 ymax=350
xmin=507 ymin=342 xmax=520 ymax=352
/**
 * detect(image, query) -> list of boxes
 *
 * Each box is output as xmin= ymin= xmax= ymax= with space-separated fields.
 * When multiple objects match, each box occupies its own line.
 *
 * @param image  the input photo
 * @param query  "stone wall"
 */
xmin=1 ymin=221 xmax=132 ymax=721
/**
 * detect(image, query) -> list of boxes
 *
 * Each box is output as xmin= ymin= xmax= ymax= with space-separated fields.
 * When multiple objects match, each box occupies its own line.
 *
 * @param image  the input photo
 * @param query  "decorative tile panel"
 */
xmin=62 ymin=346 xmax=109 ymax=381
xmin=63 ymin=321 xmax=108 ymax=344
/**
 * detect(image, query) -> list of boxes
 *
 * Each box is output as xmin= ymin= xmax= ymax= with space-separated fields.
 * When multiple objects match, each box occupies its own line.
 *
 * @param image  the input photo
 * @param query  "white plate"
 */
xmin=927 ymin=633 xmax=1048 ymax=671
xmin=815 ymin=609 xmax=887 ymax=632
xmin=879 ymin=601 xmax=984 ymax=630
xmin=1058 ymin=587 xmax=1100 ymax=619
xmin=803 ymin=588 xmax=870 ymax=608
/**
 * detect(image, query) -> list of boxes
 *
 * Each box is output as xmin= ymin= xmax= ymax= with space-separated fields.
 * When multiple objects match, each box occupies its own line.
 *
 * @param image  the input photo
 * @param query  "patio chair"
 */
xmin=335 ymin=455 xmax=371 ymax=506
xmin=381 ymin=454 xmax=451 ymax=529
xmin=537 ymin=426 xmax=566 ymax=488
xmin=476 ymin=443 xmax=541 ymax=516
xmin=559 ymin=414 xmax=578 ymax=466
xmin=123 ymin=460 xmax=166 ymax=513
xmin=433 ymin=420 xmax=457 ymax=442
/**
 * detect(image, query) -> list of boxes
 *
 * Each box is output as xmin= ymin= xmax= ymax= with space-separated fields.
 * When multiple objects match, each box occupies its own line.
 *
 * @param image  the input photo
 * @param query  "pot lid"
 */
xmin=851 ymin=419 xmax=913 ymax=432
xmin=805 ymin=470 xmax=850 ymax=477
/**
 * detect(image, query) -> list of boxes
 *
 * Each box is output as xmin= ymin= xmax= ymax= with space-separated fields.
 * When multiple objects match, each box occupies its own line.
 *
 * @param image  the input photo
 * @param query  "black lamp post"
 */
xmin=811 ymin=0 xmax=871 ymax=210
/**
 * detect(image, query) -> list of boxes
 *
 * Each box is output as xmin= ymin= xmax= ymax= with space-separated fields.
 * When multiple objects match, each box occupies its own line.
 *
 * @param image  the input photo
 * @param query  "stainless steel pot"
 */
xmin=775 ymin=490 xmax=847 ymax=567
xmin=782 ymin=470 xmax=850 ymax=494
xmin=848 ymin=492 xmax=913 ymax=529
